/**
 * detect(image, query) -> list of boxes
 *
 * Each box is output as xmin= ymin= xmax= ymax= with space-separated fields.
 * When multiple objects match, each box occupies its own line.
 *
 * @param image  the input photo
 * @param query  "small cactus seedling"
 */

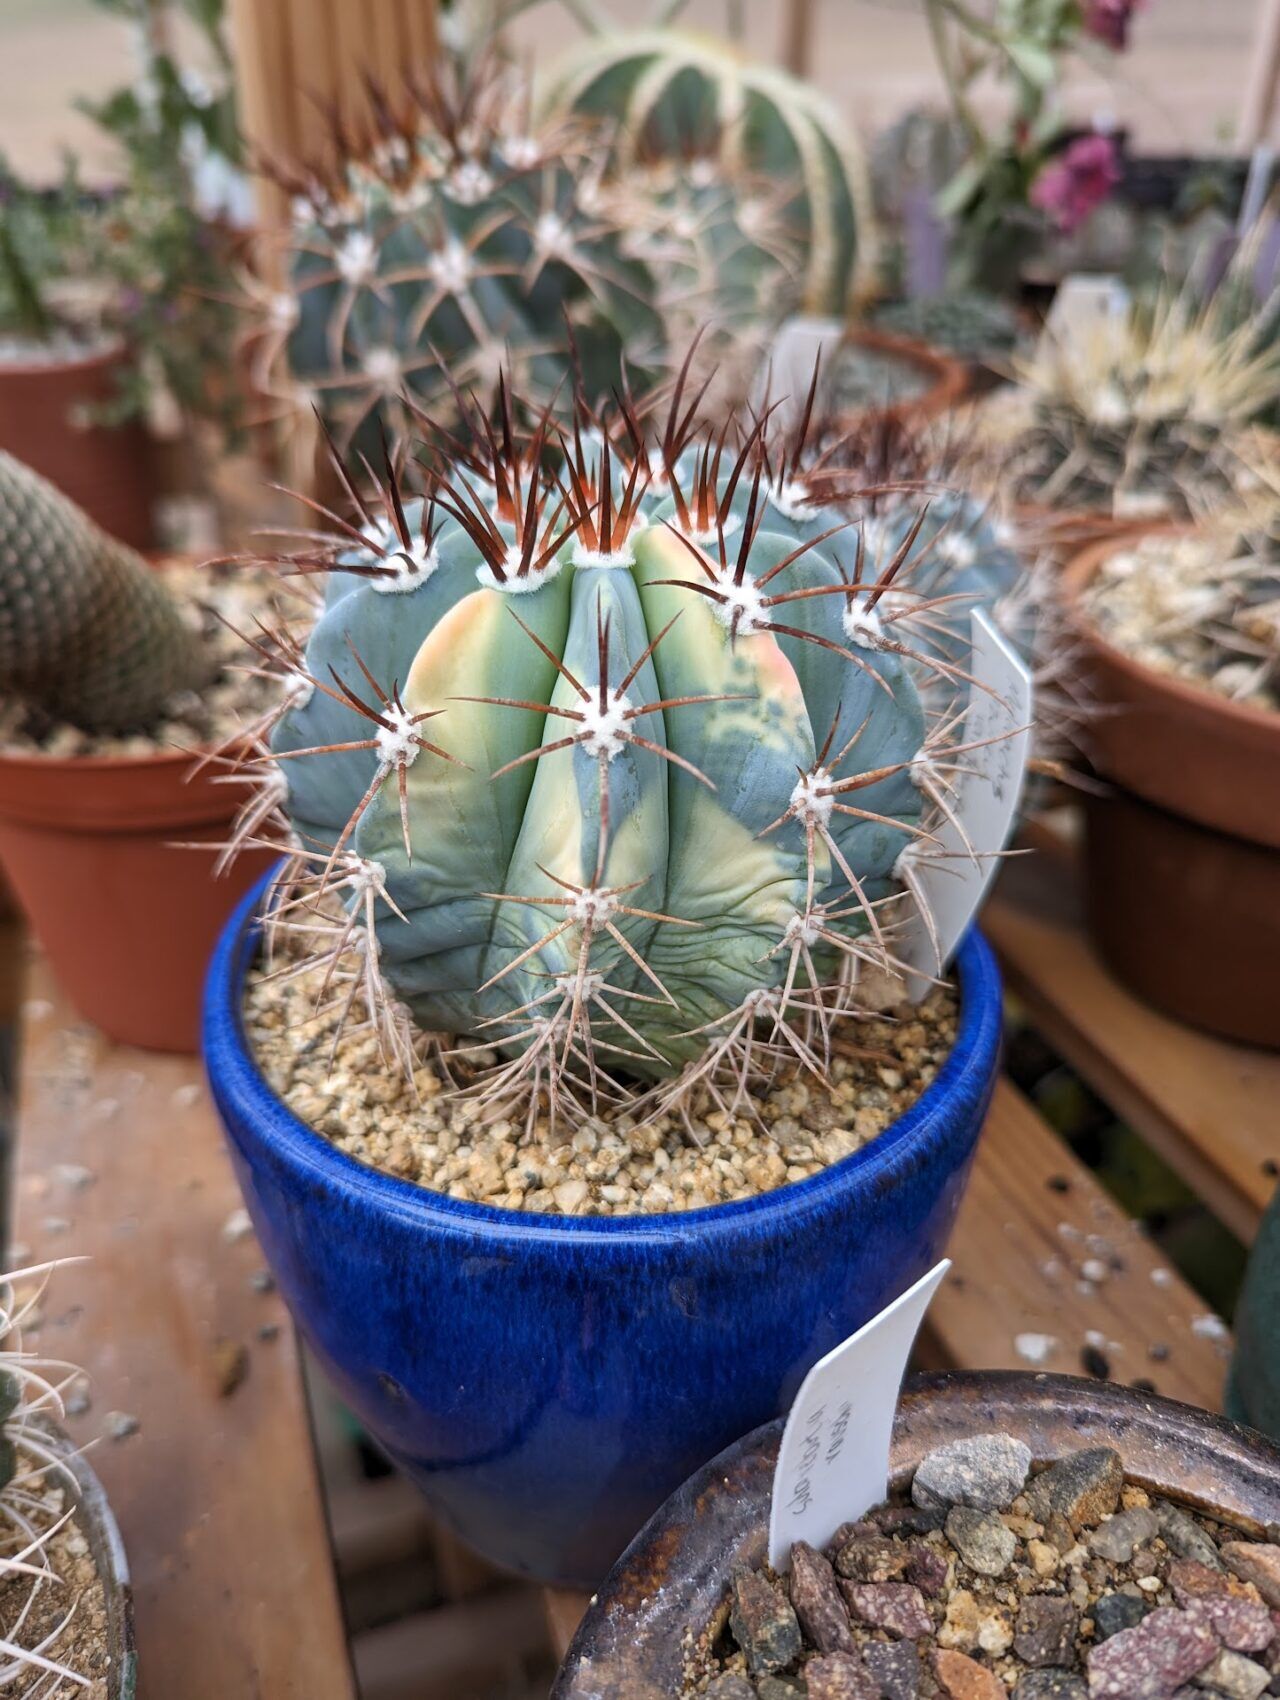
xmin=236 ymin=362 xmax=1020 ymax=1129
xmin=0 ymin=451 xmax=211 ymax=735
xmin=242 ymin=50 xmax=799 ymax=460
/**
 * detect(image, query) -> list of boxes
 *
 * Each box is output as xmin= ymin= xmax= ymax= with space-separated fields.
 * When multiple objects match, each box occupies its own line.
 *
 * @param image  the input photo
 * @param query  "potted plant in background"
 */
xmin=242 ymin=45 xmax=807 ymax=477
xmin=0 ymin=0 xmax=244 ymax=551
xmin=982 ymin=283 xmax=1280 ymax=551
xmin=0 ymin=1261 xmax=135 ymax=1698
xmin=0 ymin=157 xmax=159 ymax=551
xmin=0 ymin=452 xmax=286 ymax=1051
xmin=1058 ymin=497 xmax=1280 ymax=1049
xmin=553 ymin=1370 xmax=1280 ymax=1700
xmin=203 ymin=359 xmax=1026 ymax=1587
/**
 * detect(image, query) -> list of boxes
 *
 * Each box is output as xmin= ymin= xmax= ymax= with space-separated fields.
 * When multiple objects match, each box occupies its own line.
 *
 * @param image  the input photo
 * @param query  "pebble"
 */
xmin=1085 ymin=1606 xmax=1218 ymax=1699
xmin=912 ymin=1435 xmax=1032 ymax=1513
xmin=1221 ymin=1544 xmax=1280 ymax=1608
xmin=945 ymin=1507 xmax=1016 ymax=1577
xmin=835 ymin=1529 xmax=913 ymax=1583
xmin=1013 ymin=1597 xmax=1079 ymax=1668
xmin=730 ymin=1567 xmax=803 ymax=1676
xmin=791 ymin=1542 xmax=856 ymax=1654
xmin=1193 ymin=1649 xmax=1271 ymax=1700
xmin=104 ymin=1411 xmax=140 ymax=1441
xmin=1092 ymin=1591 xmax=1149 ymax=1640
xmin=932 ymin=1648 xmax=1006 ymax=1700
xmin=1089 ymin=1508 xmax=1159 ymax=1563
xmin=938 ymin=1589 xmax=982 ymax=1652
xmin=862 ymin=1640 xmax=922 ymax=1700
xmin=757 ymin=1680 xmax=806 ymax=1700
xmin=1028 ymin=1539 xmax=1060 ymax=1578
xmin=1159 ymin=1504 xmax=1225 ymax=1569
xmin=1013 ymin=1674 xmax=1087 ymax=1700
xmin=222 ymin=1208 xmax=254 ymax=1244
xmin=905 ymin=1544 xmax=950 ymax=1597
xmin=804 ymin=1651 xmax=879 ymax=1700
xmin=1024 ymin=1448 xmax=1123 ymax=1531
xmin=1170 ymin=1562 xmax=1275 ymax=1652
xmin=840 ymin=1582 xmax=932 ymax=1641
xmin=705 ymin=1679 xmax=755 ymax=1700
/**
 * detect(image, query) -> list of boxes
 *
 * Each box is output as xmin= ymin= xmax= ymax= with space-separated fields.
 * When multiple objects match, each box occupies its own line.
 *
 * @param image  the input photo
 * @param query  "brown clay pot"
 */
xmin=0 ymin=343 xmax=156 ymax=549
xmin=1061 ymin=533 xmax=1280 ymax=1047
xmin=553 ymin=1371 xmax=1280 ymax=1700
xmin=0 ymin=746 xmax=274 ymax=1052
xmin=831 ymin=329 xmax=969 ymax=432
xmin=1012 ymin=501 xmax=1148 ymax=558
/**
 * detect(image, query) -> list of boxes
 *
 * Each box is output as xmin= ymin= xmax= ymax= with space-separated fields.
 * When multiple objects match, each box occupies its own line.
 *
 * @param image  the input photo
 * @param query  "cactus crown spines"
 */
xmin=242 ymin=365 xmax=1008 ymax=1129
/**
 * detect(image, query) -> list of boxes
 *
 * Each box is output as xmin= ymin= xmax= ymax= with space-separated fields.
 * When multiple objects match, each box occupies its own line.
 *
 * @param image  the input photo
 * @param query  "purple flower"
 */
xmin=1031 ymin=133 xmax=1121 ymax=234
xmin=1084 ymin=0 xmax=1144 ymax=50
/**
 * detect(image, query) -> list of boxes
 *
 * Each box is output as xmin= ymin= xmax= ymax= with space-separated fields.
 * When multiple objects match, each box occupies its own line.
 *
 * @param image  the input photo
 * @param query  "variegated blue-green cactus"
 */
xmin=251 ymin=380 xmax=982 ymax=1110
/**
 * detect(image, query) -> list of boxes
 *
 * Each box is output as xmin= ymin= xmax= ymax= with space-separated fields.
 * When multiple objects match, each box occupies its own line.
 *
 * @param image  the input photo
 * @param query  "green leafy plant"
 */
xmin=230 ymin=362 xmax=1019 ymax=1128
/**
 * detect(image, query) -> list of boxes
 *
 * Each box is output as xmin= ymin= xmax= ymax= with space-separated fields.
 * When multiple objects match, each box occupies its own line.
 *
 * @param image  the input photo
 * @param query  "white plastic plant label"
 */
xmin=1040 ymin=273 xmax=1130 ymax=360
xmin=751 ymin=316 xmax=845 ymax=429
xmin=768 ymin=1261 xmax=949 ymax=1571
xmin=899 ymin=609 xmax=1033 ymax=996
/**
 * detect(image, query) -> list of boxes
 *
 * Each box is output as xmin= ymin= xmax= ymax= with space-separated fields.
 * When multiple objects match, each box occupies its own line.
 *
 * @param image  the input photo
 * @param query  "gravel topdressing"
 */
xmin=685 ymin=1435 xmax=1280 ymax=1700
xmin=244 ymin=948 xmax=960 ymax=1218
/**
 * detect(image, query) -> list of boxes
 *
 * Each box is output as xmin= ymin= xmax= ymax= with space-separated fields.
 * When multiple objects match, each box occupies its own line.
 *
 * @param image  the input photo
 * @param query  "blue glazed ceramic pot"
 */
xmin=203 ymin=870 xmax=1003 ymax=1587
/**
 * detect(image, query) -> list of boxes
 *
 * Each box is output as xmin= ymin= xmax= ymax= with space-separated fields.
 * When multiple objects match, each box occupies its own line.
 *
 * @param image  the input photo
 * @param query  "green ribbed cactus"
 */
xmin=0 ymin=452 xmax=209 ymax=735
xmin=243 ymin=371 xmax=992 ymax=1117
xmin=542 ymin=2 xmax=874 ymax=313
xmin=245 ymin=51 xmax=794 ymax=458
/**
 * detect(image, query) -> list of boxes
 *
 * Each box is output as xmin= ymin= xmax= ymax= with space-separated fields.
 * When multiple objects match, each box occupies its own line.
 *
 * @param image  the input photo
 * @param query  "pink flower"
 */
xmin=1084 ymin=0 xmax=1144 ymax=50
xmin=1030 ymin=133 xmax=1121 ymax=234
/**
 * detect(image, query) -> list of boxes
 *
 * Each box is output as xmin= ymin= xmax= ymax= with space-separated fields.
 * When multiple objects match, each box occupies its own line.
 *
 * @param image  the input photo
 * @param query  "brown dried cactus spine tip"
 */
xmin=0 ymin=451 xmax=211 ymax=736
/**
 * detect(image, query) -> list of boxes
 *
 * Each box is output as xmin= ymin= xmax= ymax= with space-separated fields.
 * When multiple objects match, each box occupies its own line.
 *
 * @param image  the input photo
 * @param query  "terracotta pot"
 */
xmin=1012 ymin=501 xmax=1148 ymax=558
xmin=831 ymin=329 xmax=969 ymax=431
xmin=0 ymin=343 xmax=156 ymax=550
xmin=0 ymin=744 xmax=274 ymax=1052
xmin=553 ymin=1371 xmax=1280 ymax=1700
xmin=1061 ymin=533 xmax=1280 ymax=1047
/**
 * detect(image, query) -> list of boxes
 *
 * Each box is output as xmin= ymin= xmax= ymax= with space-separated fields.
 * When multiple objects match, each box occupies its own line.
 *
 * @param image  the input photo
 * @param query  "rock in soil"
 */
xmin=730 ymin=1567 xmax=803 ymax=1676
xmin=911 ymin=1433 xmax=1032 ymax=1513
xmin=945 ymin=1506 xmax=1016 ymax=1577
xmin=803 ymin=1650 xmax=880 ymax=1699
xmin=790 ymin=1541 xmax=856 ymax=1654
xmin=862 ymin=1639 xmax=922 ymax=1699
xmin=1024 ymin=1447 xmax=1123 ymax=1530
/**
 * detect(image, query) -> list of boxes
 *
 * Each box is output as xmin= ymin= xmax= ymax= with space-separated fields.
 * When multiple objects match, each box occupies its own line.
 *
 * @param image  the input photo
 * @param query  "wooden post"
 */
xmin=1239 ymin=0 xmax=1280 ymax=149
xmin=226 ymin=0 xmax=438 ymax=220
xmin=782 ymin=0 xmax=815 ymax=77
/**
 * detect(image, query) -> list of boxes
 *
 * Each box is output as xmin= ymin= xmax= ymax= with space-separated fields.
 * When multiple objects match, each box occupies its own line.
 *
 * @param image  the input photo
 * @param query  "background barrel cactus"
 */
xmin=0 ymin=451 xmax=211 ymax=734
xmin=238 ymin=364 xmax=1014 ymax=1125
xmin=244 ymin=49 xmax=802 ymax=460
xmin=541 ymin=0 xmax=874 ymax=314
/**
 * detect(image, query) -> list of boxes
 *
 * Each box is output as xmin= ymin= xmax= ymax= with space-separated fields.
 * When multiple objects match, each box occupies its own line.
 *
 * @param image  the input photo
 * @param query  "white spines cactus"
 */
xmin=241 ymin=366 xmax=1006 ymax=1124
xmin=542 ymin=0 xmax=875 ymax=313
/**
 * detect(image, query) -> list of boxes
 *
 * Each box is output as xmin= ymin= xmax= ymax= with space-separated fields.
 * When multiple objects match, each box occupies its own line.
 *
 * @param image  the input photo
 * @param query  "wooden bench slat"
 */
xmin=924 ymin=1079 xmax=1232 ymax=1410
xmin=12 ymin=951 xmax=356 ymax=1700
xmin=986 ymin=842 xmax=1278 ymax=1245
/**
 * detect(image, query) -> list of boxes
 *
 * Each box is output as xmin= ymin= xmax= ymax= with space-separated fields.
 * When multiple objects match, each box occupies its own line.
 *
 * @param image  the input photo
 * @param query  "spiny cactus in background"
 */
xmin=243 ymin=49 xmax=799 ymax=461
xmin=1082 ymin=490 xmax=1280 ymax=712
xmin=542 ymin=0 xmax=874 ymax=314
xmin=234 ymin=362 xmax=1013 ymax=1128
xmin=0 ymin=452 xmax=210 ymax=734
xmin=869 ymin=292 xmax=1023 ymax=365
xmin=1006 ymin=289 xmax=1280 ymax=517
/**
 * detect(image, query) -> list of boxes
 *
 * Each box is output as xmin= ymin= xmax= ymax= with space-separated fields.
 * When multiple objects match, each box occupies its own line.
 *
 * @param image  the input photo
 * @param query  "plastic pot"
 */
xmin=0 ymin=745 xmax=274 ymax=1053
xmin=553 ymin=1370 xmax=1280 ymax=1699
xmin=203 ymin=869 xmax=1004 ymax=1588
xmin=0 ymin=343 xmax=156 ymax=550
xmin=1062 ymin=533 xmax=1280 ymax=1047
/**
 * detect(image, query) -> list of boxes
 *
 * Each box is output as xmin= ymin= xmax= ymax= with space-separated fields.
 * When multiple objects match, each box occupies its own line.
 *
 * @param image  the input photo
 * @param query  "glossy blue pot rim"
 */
xmin=204 ymin=866 xmax=1003 ymax=1248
